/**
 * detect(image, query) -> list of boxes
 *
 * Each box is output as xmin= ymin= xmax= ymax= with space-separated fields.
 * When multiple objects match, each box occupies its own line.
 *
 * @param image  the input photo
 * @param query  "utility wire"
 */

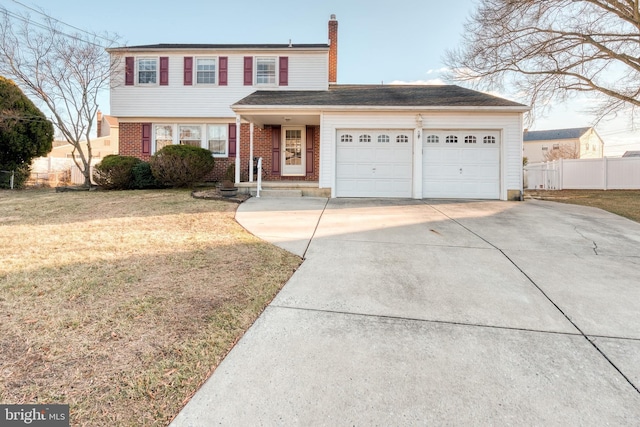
xmin=9 ymin=0 xmax=119 ymax=45
xmin=0 ymin=5 xmax=113 ymax=48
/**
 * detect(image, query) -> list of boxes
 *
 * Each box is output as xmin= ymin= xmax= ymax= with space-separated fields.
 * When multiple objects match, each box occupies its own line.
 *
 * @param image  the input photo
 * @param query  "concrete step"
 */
xmin=252 ymin=189 xmax=303 ymax=197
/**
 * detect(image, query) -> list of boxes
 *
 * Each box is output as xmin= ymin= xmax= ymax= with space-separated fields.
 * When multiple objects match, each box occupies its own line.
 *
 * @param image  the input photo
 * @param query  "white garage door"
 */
xmin=423 ymin=130 xmax=500 ymax=199
xmin=336 ymin=130 xmax=413 ymax=197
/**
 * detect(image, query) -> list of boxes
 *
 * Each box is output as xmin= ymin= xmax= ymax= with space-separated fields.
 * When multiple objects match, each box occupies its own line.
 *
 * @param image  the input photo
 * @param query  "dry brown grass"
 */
xmin=0 ymin=189 xmax=302 ymax=426
xmin=525 ymin=189 xmax=640 ymax=223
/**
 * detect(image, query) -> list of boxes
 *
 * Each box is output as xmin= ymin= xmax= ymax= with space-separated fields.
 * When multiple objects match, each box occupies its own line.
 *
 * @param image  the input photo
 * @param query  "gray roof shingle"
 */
xmin=233 ymin=85 xmax=527 ymax=108
xmin=108 ymin=43 xmax=329 ymax=51
xmin=523 ymin=127 xmax=591 ymax=141
xmin=622 ymin=151 xmax=640 ymax=157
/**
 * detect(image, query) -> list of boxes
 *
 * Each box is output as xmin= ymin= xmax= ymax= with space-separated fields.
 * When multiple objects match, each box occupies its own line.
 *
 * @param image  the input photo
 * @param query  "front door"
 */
xmin=282 ymin=126 xmax=306 ymax=176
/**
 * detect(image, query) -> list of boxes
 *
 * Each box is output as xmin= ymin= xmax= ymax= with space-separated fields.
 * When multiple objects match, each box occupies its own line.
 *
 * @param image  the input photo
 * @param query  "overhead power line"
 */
xmin=9 ymin=0 xmax=119 ymax=45
xmin=0 ymin=4 xmax=115 ymax=48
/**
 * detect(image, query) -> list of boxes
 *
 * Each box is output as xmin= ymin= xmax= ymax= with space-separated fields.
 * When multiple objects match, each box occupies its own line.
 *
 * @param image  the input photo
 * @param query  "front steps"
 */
xmin=236 ymin=181 xmax=330 ymax=198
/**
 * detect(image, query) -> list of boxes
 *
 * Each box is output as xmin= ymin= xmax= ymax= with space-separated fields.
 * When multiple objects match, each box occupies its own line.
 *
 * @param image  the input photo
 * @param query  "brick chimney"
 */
xmin=328 ymin=14 xmax=338 ymax=85
xmin=96 ymin=110 xmax=103 ymax=137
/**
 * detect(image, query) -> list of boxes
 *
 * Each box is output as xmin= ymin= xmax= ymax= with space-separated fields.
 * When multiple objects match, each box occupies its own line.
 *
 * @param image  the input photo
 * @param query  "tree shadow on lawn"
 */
xmin=0 ymin=240 xmax=301 ymax=426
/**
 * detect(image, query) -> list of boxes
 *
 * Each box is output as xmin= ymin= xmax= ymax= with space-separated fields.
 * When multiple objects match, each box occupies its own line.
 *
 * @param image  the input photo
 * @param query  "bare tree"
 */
xmin=445 ymin=0 xmax=640 ymax=122
xmin=544 ymin=144 xmax=580 ymax=161
xmin=0 ymin=9 xmax=120 ymax=187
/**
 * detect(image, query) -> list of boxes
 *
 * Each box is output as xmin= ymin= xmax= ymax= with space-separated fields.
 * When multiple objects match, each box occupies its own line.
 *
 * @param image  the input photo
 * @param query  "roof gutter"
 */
xmin=232 ymin=104 xmax=531 ymax=113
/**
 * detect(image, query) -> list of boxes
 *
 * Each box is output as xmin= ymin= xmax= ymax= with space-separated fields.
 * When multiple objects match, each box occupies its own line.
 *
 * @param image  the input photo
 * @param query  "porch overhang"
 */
xmin=234 ymin=108 xmax=322 ymax=128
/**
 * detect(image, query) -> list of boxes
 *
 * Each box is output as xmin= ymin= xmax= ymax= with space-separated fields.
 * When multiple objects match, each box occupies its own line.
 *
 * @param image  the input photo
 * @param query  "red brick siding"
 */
xmin=328 ymin=16 xmax=338 ymax=84
xmin=117 ymin=122 xmax=321 ymax=182
xmin=119 ymin=122 xmax=150 ymax=161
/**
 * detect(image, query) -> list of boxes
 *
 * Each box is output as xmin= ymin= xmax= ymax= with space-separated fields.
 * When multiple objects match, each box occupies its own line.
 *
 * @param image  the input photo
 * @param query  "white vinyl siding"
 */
xmin=111 ymin=51 xmax=328 ymax=118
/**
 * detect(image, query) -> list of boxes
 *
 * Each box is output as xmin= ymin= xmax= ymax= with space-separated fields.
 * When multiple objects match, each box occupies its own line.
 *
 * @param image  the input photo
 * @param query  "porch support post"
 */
xmin=235 ymin=115 xmax=241 ymax=184
xmin=249 ymin=122 xmax=255 ymax=182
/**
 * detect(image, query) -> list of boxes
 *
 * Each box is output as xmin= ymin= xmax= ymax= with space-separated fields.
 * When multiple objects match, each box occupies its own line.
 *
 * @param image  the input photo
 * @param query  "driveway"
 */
xmin=171 ymin=198 xmax=640 ymax=425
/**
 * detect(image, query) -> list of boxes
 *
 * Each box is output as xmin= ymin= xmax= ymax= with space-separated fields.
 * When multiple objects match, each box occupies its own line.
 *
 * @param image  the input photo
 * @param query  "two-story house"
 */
xmin=523 ymin=127 xmax=604 ymax=163
xmin=108 ymin=15 xmax=529 ymax=200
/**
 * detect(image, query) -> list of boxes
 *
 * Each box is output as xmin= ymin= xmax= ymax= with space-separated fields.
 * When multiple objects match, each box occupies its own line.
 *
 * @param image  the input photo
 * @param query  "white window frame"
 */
xmin=195 ymin=57 xmax=217 ymax=85
xmin=206 ymin=124 xmax=228 ymax=157
xmin=153 ymin=124 xmax=175 ymax=153
xmin=136 ymin=57 xmax=158 ymax=85
xmin=152 ymin=123 xmax=229 ymax=157
xmin=255 ymin=56 xmax=277 ymax=86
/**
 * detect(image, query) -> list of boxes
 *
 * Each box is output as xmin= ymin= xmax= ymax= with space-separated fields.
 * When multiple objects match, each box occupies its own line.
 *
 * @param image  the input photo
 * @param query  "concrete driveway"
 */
xmin=171 ymin=198 xmax=640 ymax=425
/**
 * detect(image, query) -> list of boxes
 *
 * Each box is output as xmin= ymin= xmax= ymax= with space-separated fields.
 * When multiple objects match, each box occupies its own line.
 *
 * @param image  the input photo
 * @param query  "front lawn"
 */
xmin=0 ymin=189 xmax=301 ymax=425
xmin=525 ymin=189 xmax=640 ymax=223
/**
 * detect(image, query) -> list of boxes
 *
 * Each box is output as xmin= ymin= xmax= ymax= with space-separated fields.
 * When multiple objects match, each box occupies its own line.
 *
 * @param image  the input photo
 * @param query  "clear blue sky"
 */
xmin=3 ymin=0 xmax=638 ymax=155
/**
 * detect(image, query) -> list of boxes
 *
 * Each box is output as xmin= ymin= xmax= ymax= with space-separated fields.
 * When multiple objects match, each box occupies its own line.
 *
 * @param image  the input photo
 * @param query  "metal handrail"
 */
xmin=256 ymin=157 xmax=263 ymax=198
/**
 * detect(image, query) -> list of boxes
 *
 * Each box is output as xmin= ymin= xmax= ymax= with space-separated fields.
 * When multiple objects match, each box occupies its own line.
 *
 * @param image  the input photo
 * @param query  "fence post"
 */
xmin=10 ymin=170 xmax=14 ymax=189
xmin=603 ymin=157 xmax=608 ymax=190
xmin=558 ymin=158 xmax=563 ymax=190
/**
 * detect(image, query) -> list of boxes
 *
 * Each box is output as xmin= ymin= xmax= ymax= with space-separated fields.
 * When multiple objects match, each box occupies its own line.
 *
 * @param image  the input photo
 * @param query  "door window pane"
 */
xmin=285 ymin=129 xmax=302 ymax=166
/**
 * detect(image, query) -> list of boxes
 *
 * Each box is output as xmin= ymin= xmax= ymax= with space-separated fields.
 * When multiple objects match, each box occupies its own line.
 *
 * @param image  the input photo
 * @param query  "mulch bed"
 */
xmin=191 ymin=188 xmax=251 ymax=203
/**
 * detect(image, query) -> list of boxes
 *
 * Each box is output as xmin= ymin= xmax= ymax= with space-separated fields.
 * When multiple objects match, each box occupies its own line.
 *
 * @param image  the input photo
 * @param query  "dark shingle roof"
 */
xmin=622 ymin=151 xmax=640 ymax=157
xmin=233 ymin=85 xmax=526 ymax=108
xmin=108 ymin=43 xmax=328 ymax=51
xmin=523 ymin=127 xmax=591 ymax=141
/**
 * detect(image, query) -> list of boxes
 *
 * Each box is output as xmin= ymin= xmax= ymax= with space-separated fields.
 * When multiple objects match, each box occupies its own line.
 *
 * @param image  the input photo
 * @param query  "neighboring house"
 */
xmin=622 ymin=151 xmax=640 ymax=157
xmin=523 ymin=127 xmax=604 ymax=163
xmin=49 ymin=111 xmax=119 ymax=159
xmin=107 ymin=15 xmax=529 ymax=200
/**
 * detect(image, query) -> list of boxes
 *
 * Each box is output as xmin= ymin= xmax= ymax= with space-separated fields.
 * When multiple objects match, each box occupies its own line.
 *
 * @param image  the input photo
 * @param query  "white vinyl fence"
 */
xmin=31 ymin=157 xmax=99 ymax=186
xmin=524 ymin=157 xmax=640 ymax=190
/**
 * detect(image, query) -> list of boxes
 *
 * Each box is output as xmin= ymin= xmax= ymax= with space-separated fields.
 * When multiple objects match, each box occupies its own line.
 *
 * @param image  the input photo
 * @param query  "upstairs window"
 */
xmin=196 ymin=58 xmax=216 ymax=84
xmin=256 ymin=57 xmax=276 ymax=85
xmin=137 ymin=58 xmax=157 ymax=84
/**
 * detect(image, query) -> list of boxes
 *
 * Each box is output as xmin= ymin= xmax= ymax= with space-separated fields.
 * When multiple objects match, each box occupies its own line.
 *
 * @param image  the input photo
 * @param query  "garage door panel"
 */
xmin=339 ymin=147 xmax=358 ymax=162
xmin=336 ymin=162 xmax=357 ymax=178
xmin=355 ymin=163 xmax=374 ymax=178
xmin=423 ymin=130 xmax=500 ymax=199
xmin=337 ymin=130 xmax=413 ymax=198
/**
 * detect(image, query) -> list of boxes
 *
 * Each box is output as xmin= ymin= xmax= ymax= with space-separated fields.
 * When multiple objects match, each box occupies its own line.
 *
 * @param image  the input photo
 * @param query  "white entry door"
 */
xmin=336 ymin=130 xmax=413 ymax=197
xmin=423 ymin=130 xmax=500 ymax=199
xmin=282 ymin=127 xmax=305 ymax=176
